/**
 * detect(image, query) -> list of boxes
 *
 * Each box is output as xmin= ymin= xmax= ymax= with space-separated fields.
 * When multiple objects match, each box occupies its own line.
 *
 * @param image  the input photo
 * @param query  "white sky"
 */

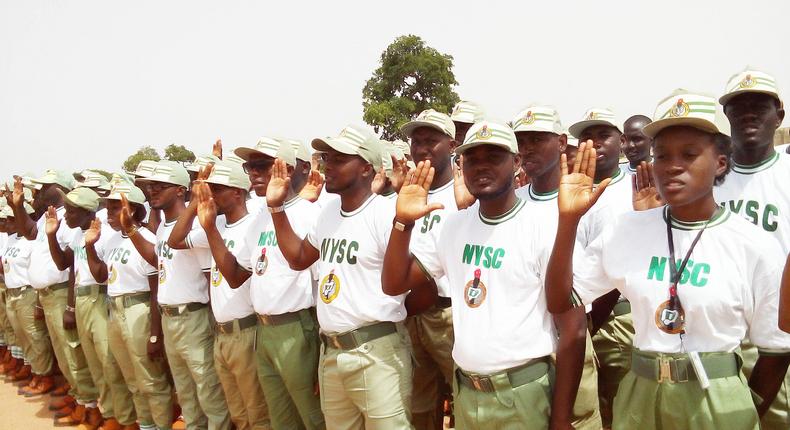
xmin=2 ymin=0 xmax=789 ymax=177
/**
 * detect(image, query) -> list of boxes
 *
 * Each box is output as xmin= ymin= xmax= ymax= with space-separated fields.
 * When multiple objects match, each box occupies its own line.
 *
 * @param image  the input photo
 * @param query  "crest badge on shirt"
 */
xmin=654 ymin=299 xmax=685 ymax=334
xmin=210 ymin=265 xmax=223 ymax=287
xmin=108 ymin=265 xmax=118 ymax=284
xmin=464 ymin=268 xmax=487 ymax=308
xmin=254 ymin=248 xmax=269 ymax=276
xmin=320 ymin=270 xmax=340 ymax=304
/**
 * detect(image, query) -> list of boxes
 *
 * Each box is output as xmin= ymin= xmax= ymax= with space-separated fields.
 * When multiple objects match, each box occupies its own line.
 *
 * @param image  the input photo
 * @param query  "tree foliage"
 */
xmin=163 ymin=144 xmax=196 ymax=166
xmin=122 ymin=146 xmax=161 ymax=172
xmin=363 ymin=35 xmax=460 ymax=140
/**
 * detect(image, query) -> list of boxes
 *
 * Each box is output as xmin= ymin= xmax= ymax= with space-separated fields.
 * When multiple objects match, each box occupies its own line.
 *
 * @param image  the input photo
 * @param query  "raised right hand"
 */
xmin=44 ymin=206 xmax=61 ymax=236
xmin=212 ymin=139 xmax=223 ymax=159
xmin=453 ymin=156 xmax=476 ymax=210
xmin=632 ymin=161 xmax=664 ymax=211
xmin=11 ymin=177 xmax=25 ymax=208
xmin=85 ymin=218 xmax=102 ymax=245
xmin=558 ymin=140 xmax=610 ymax=220
xmin=266 ymin=158 xmax=291 ymax=208
xmin=298 ymin=169 xmax=324 ymax=203
xmin=194 ymin=181 xmax=217 ymax=230
xmin=395 ymin=160 xmax=444 ymax=223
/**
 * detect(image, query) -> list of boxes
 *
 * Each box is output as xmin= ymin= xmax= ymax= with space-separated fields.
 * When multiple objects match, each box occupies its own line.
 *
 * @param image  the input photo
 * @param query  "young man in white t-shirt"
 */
xmin=267 ymin=125 xmax=415 ymax=428
xmin=398 ymin=108 xmax=458 ymax=428
xmin=86 ymin=179 xmax=174 ymax=430
xmin=170 ymin=160 xmax=270 ymax=430
xmin=620 ymin=115 xmax=653 ymax=176
xmin=715 ymin=67 xmax=790 ymax=430
xmin=382 ymin=121 xmax=587 ymax=429
xmin=135 ymin=161 xmax=230 ymax=430
xmin=511 ymin=105 xmax=602 ymax=430
xmin=230 ymin=138 xmax=325 ymax=429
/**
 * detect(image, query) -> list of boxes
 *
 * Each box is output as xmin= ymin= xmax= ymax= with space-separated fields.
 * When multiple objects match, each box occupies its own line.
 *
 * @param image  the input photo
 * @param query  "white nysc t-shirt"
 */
xmin=157 ymin=218 xmax=211 ymax=306
xmin=29 ymin=207 xmax=77 ymax=289
xmin=2 ymin=234 xmax=33 ymax=289
xmin=187 ymin=214 xmax=256 ymax=323
xmin=104 ymin=228 xmax=158 ymax=297
xmin=70 ymin=225 xmax=114 ymax=287
xmin=306 ymin=194 xmax=406 ymax=334
xmin=413 ymin=198 xmax=557 ymax=374
xmin=571 ymin=207 xmax=790 ymax=355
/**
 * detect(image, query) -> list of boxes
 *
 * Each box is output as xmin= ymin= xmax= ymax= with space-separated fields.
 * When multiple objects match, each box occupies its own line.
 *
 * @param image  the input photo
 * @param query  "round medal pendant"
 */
xmin=654 ymin=299 xmax=685 ymax=334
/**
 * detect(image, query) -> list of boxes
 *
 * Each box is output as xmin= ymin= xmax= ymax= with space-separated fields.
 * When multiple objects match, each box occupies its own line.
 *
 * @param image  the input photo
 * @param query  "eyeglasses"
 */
xmin=147 ymin=182 xmax=177 ymax=192
xmin=242 ymin=160 xmax=274 ymax=174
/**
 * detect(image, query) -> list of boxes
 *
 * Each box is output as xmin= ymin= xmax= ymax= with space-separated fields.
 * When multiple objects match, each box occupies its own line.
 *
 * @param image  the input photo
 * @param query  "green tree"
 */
xmin=363 ymin=35 xmax=460 ymax=140
xmin=163 ymin=144 xmax=196 ymax=166
xmin=122 ymin=146 xmax=161 ymax=172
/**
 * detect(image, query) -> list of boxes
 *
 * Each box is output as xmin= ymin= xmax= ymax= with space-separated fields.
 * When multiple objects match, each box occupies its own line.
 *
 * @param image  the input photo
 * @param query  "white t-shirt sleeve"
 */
xmin=186 ymin=225 xmax=210 ymax=250
xmin=305 ymin=206 xmax=325 ymax=250
xmin=412 ymin=222 xmax=445 ymax=280
xmin=748 ymin=248 xmax=790 ymax=354
xmin=235 ymin=225 xmax=254 ymax=273
xmin=138 ymin=230 xmax=159 ymax=277
xmin=57 ymin=224 xmax=77 ymax=251
xmin=571 ymin=227 xmax=616 ymax=306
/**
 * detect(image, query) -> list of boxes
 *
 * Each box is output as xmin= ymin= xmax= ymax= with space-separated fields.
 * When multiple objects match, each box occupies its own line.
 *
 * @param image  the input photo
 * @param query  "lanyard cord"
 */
xmin=664 ymin=206 xmax=721 ymax=339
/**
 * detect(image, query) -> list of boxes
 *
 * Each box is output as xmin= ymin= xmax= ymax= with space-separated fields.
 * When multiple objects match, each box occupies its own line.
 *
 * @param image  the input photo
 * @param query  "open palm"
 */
xmin=558 ymin=141 xmax=610 ymax=218
xmin=453 ymin=156 xmax=476 ymax=210
xmin=298 ymin=169 xmax=323 ymax=203
xmin=266 ymin=158 xmax=291 ymax=208
xmin=632 ymin=161 xmax=664 ymax=211
xmin=194 ymin=182 xmax=217 ymax=230
xmin=44 ymin=206 xmax=61 ymax=235
xmin=396 ymin=161 xmax=444 ymax=223
xmin=85 ymin=218 xmax=102 ymax=245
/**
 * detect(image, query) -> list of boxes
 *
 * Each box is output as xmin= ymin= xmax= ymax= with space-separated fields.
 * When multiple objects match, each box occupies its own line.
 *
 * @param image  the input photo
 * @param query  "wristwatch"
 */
xmin=149 ymin=335 xmax=158 ymax=343
xmin=268 ymin=206 xmax=285 ymax=214
xmin=393 ymin=218 xmax=414 ymax=232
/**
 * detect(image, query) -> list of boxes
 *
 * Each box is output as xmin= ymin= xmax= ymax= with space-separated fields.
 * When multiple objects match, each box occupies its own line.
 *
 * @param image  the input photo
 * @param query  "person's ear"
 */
xmin=558 ymin=133 xmax=568 ymax=153
xmin=715 ymin=153 xmax=728 ymax=178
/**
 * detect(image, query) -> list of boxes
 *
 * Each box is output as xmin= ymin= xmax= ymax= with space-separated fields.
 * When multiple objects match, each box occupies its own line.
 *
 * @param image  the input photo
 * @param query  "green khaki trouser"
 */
xmin=404 ymin=304 xmax=454 ymax=430
xmin=255 ymin=309 xmax=324 ymax=430
xmin=592 ymin=308 xmax=634 ymax=427
xmin=567 ymin=330 xmax=602 ymax=430
xmin=453 ymin=360 xmax=554 ymax=429
xmin=318 ymin=322 xmax=414 ymax=430
xmin=38 ymin=284 xmax=97 ymax=403
xmin=740 ymin=340 xmax=790 ymax=430
xmin=76 ymin=285 xmax=135 ymax=422
xmin=613 ymin=350 xmax=758 ymax=430
xmin=0 ymin=285 xmax=15 ymax=346
xmin=6 ymin=287 xmax=53 ymax=375
xmin=213 ymin=318 xmax=270 ymax=430
xmin=108 ymin=295 xmax=174 ymax=429
xmin=161 ymin=304 xmax=230 ymax=430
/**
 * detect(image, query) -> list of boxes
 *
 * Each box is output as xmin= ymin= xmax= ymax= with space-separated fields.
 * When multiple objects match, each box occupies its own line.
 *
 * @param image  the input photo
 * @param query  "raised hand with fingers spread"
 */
xmin=298 ymin=169 xmax=324 ymax=202
xmin=395 ymin=160 xmax=445 ymax=224
xmin=390 ymin=156 xmax=409 ymax=192
xmin=371 ymin=167 xmax=388 ymax=195
xmin=212 ymin=139 xmax=223 ymax=159
xmin=453 ymin=156 xmax=476 ymax=210
xmin=119 ymin=193 xmax=135 ymax=234
xmin=11 ymin=177 xmax=25 ymax=208
xmin=558 ymin=140 xmax=611 ymax=220
xmin=193 ymin=179 xmax=217 ymax=231
xmin=631 ymin=161 xmax=664 ymax=211
xmin=85 ymin=218 xmax=102 ymax=246
xmin=266 ymin=158 xmax=292 ymax=208
xmin=44 ymin=206 xmax=61 ymax=236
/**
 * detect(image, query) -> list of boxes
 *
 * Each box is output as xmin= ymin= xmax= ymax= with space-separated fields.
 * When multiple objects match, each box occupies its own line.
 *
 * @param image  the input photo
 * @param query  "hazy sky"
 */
xmin=2 ymin=0 xmax=789 ymax=177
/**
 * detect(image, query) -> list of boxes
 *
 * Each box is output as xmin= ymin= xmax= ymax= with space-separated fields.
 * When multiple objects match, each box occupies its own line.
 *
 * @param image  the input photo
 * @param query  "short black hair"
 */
xmin=712 ymin=133 xmax=732 ymax=186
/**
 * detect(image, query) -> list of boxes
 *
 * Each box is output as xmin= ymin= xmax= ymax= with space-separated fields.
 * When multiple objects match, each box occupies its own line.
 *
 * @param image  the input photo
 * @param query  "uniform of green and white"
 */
xmin=103 ymin=183 xmax=174 ymax=430
xmin=412 ymin=122 xmax=559 ymax=429
xmin=511 ymin=106 xmax=602 ymax=430
xmin=399 ymin=110 xmax=458 ymax=429
xmin=306 ymin=125 xmax=413 ymax=429
xmin=450 ymin=101 xmax=486 ymax=125
xmin=3 ymin=229 xmax=53 ymax=378
xmin=186 ymin=161 xmax=270 ymax=430
xmin=30 ymin=171 xmax=98 ymax=407
xmin=234 ymin=138 xmax=325 ymax=430
xmin=715 ymin=68 xmax=790 ymax=430
xmin=144 ymin=161 xmax=232 ymax=430
xmin=0 ymin=227 xmax=12 ymax=352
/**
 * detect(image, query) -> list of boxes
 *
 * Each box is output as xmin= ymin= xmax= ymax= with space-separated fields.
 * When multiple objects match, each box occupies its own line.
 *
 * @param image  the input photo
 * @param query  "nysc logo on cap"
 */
xmin=475 ymin=125 xmax=493 ymax=140
xmin=522 ymin=111 xmax=536 ymax=125
xmin=720 ymin=66 xmax=782 ymax=107
xmin=669 ymin=98 xmax=691 ymax=117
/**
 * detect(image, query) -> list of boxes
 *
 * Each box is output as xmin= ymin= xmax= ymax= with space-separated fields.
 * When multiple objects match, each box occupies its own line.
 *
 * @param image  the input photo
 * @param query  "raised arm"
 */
xmin=382 ymin=161 xmax=443 ymax=298
xmin=84 ymin=218 xmax=108 ymax=283
xmin=545 ymin=141 xmax=610 ymax=314
xmin=193 ymin=180 xmax=251 ymax=289
xmin=267 ymin=159 xmax=320 ymax=271
xmin=550 ymin=306 xmax=588 ymax=429
xmin=168 ymin=166 xmax=211 ymax=250
xmin=44 ymin=206 xmax=70 ymax=271
xmin=119 ymin=194 xmax=156 ymax=267
xmin=781 ymin=253 xmax=790 ymax=333
xmin=9 ymin=178 xmax=37 ymax=240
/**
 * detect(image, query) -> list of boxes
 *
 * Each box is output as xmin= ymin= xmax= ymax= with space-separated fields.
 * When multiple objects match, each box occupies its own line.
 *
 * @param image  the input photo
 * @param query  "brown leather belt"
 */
xmin=112 ymin=292 xmax=151 ymax=308
xmin=257 ymin=309 xmax=307 ymax=326
xmin=160 ymin=302 xmax=207 ymax=317
xmin=320 ymin=321 xmax=397 ymax=350
xmin=215 ymin=314 xmax=257 ymax=335
xmin=76 ymin=285 xmax=107 ymax=297
xmin=6 ymin=286 xmax=32 ymax=297
xmin=457 ymin=357 xmax=551 ymax=393
xmin=37 ymin=281 xmax=69 ymax=296
xmin=436 ymin=296 xmax=452 ymax=309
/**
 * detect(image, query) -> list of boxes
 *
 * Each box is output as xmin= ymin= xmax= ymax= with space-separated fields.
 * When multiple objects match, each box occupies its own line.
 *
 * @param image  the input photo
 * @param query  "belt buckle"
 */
xmin=658 ymin=357 xmax=672 ymax=383
xmin=470 ymin=375 xmax=494 ymax=392
xmin=260 ymin=314 xmax=271 ymax=326
xmin=217 ymin=323 xmax=229 ymax=334
xmin=329 ymin=335 xmax=342 ymax=349
xmin=161 ymin=306 xmax=175 ymax=317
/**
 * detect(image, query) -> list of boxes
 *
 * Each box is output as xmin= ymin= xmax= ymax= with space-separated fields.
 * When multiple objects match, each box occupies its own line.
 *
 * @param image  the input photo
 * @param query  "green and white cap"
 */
xmin=142 ymin=160 xmax=190 ymax=187
xmin=0 ymin=204 xmax=32 ymax=217
xmin=223 ymin=152 xmax=245 ymax=165
xmin=450 ymin=101 xmax=486 ymax=124
xmin=57 ymin=187 xmax=100 ymax=212
xmin=131 ymin=160 xmax=158 ymax=178
xmin=234 ymin=137 xmax=297 ymax=167
xmin=400 ymin=109 xmax=456 ymax=139
xmin=32 ymin=169 xmax=76 ymax=190
xmin=565 ymin=130 xmax=579 ymax=147
xmin=8 ymin=181 xmax=35 ymax=203
xmin=719 ymin=66 xmax=782 ymax=107
xmin=276 ymin=138 xmax=311 ymax=163
xmin=391 ymin=139 xmax=410 ymax=154
xmin=511 ymin=105 xmax=564 ymax=134
xmin=456 ymin=121 xmax=518 ymax=155
xmin=568 ymin=108 xmax=621 ymax=138
xmin=311 ymin=125 xmax=383 ymax=169
xmin=20 ymin=173 xmax=42 ymax=190
xmin=643 ymin=89 xmax=730 ymax=138
xmin=187 ymin=155 xmax=221 ymax=173
xmin=75 ymin=170 xmax=112 ymax=191
xmin=204 ymin=160 xmax=251 ymax=191
xmin=104 ymin=175 xmax=147 ymax=204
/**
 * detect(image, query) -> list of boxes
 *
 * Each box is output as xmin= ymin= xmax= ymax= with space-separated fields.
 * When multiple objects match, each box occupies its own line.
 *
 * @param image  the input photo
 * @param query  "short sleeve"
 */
xmin=749 ymin=247 xmax=790 ymax=354
xmin=57 ymin=224 xmax=78 ymax=251
xmin=571 ymin=229 xmax=616 ymax=306
xmin=305 ymin=211 xmax=322 ymax=250
xmin=186 ymin=226 xmax=210 ymax=250
xmin=374 ymin=197 xmax=396 ymax=253
xmin=138 ymin=231 xmax=159 ymax=276
xmin=233 ymin=225 xmax=254 ymax=273
xmin=412 ymin=223 xmax=445 ymax=280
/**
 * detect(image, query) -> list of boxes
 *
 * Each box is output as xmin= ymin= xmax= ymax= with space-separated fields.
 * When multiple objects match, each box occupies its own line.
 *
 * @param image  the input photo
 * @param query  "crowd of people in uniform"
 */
xmin=1 ymin=65 xmax=790 ymax=430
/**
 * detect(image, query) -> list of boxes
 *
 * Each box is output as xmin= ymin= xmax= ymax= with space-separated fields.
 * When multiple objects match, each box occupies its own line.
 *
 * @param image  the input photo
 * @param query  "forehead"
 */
xmin=515 ymin=131 xmax=557 ymax=143
xmin=411 ymin=126 xmax=447 ymax=141
xmin=247 ymin=152 xmax=276 ymax=162
xmin=462 ymin=145 xmax=512 ymax=158
xmin=726 ymin=92 xmax=778 ymax=109
xmin=653 ymin=126 xmax=714 ymax=147
xmin=580 ymin=125 xmax=620 ymax=136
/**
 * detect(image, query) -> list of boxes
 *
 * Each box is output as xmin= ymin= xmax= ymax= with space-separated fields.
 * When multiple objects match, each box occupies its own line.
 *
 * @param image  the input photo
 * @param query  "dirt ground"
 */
xmin=0 ymin=374 xmax=62 ymax=429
